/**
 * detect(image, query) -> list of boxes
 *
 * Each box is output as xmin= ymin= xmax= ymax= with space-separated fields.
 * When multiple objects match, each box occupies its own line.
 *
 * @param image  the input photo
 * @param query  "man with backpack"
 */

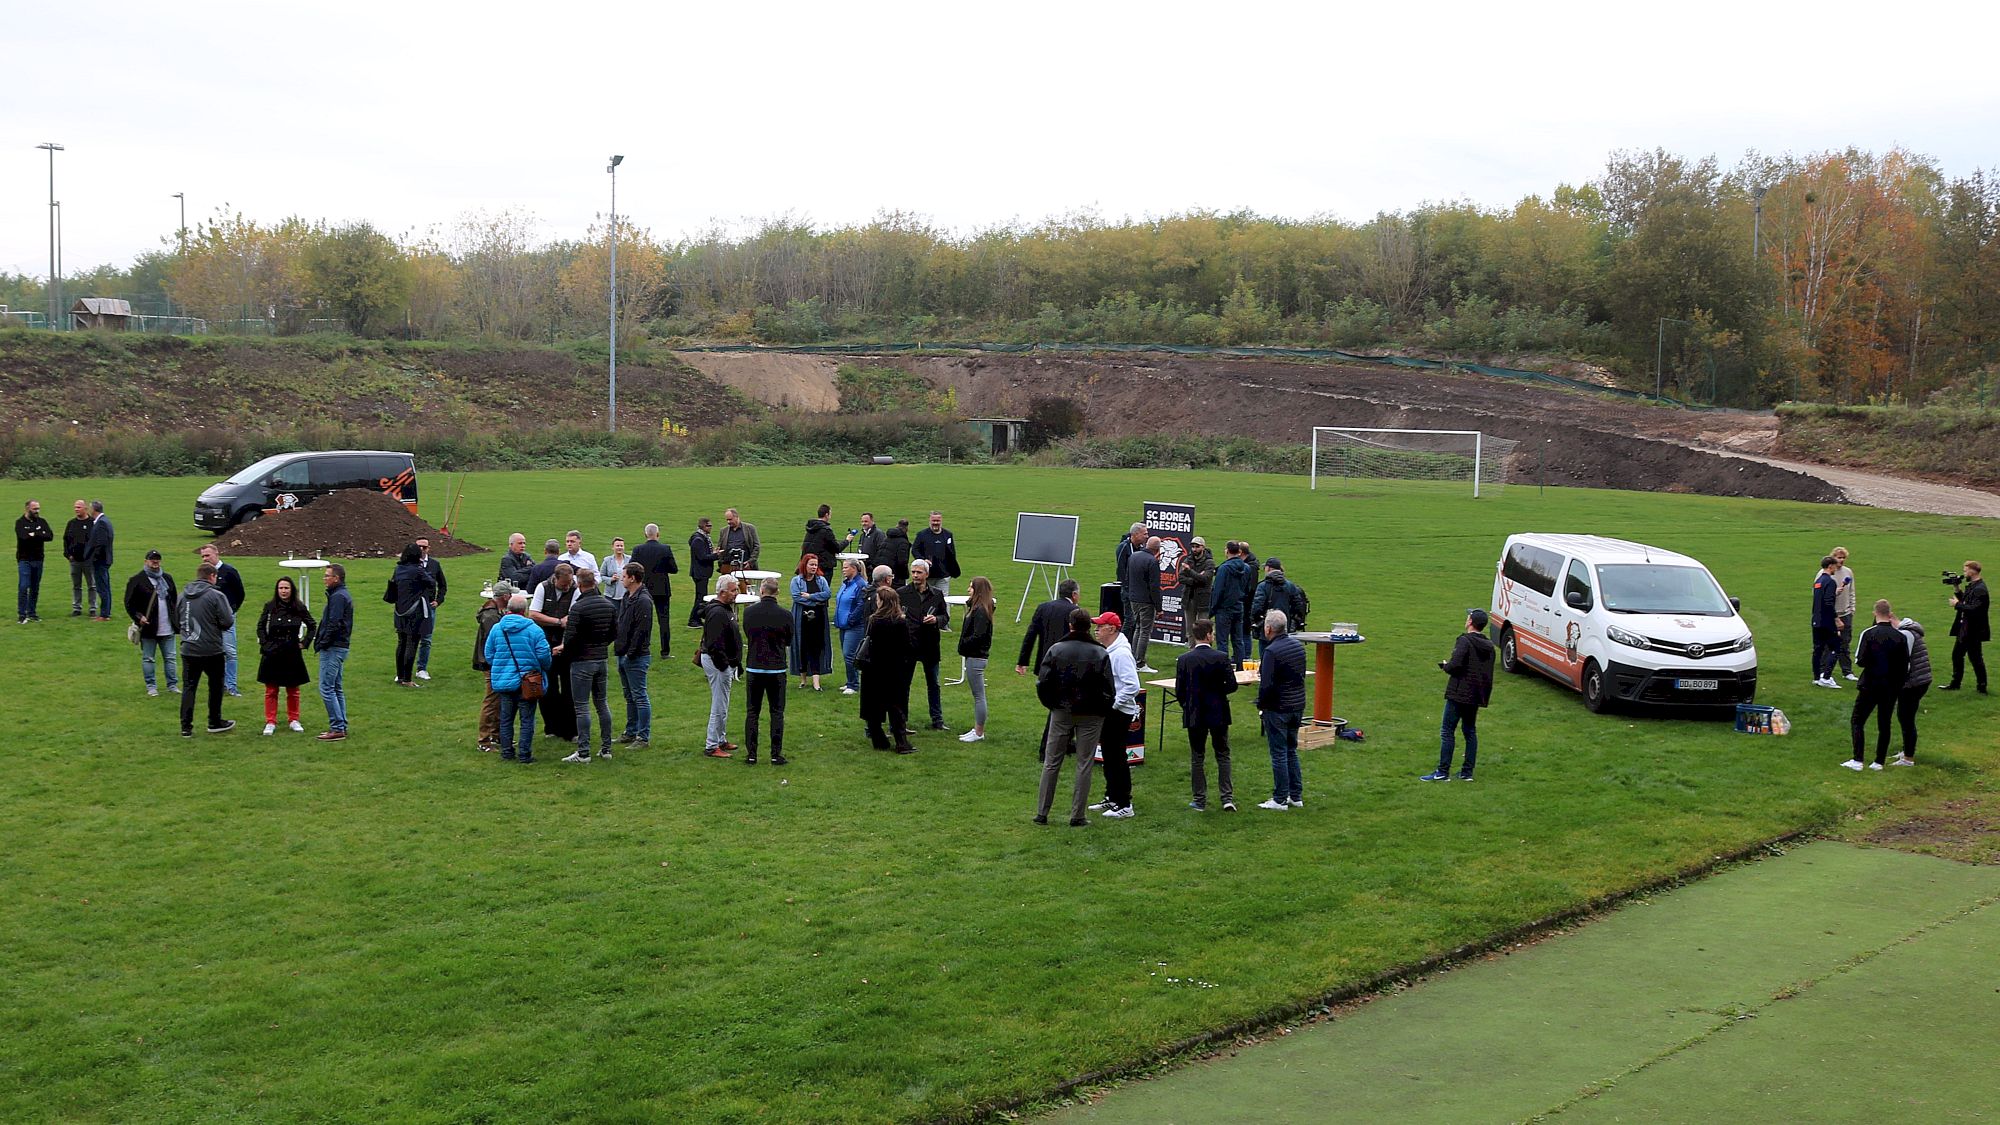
xmin=1249 ymin=558 xmax=1308 ymax=658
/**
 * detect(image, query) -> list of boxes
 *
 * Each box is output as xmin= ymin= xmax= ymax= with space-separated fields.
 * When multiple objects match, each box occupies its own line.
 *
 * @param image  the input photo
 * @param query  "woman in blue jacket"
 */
xmin=484 ymin=594 xmax=553 ymax=763
xmin=790 ymin=555 xmax=833 ymax=691
xmin=834 ymin=560 xmax=870 ymax=695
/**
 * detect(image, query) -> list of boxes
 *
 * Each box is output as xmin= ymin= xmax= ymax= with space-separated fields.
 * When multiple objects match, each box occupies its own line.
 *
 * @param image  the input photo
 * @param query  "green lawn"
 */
xmin=2 ymin=466 xmax=1994 ymax=1122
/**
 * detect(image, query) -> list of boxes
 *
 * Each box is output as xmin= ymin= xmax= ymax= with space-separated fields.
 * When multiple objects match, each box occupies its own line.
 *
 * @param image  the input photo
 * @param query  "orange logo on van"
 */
xmin=379 ymin=467 xmax=416 ymax=498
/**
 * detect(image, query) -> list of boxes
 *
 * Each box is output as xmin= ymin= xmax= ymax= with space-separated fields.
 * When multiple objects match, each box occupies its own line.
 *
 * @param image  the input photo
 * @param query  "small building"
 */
xmin=70 ymin=298 xmax=135 ymax=330
xmin=965 ymin=417 xmax=1029 ymax=457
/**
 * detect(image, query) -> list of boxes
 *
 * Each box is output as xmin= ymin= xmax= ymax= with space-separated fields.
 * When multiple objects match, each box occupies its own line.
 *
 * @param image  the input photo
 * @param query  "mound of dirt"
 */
xmin=206 ymin=490 xmax=487 ymax=559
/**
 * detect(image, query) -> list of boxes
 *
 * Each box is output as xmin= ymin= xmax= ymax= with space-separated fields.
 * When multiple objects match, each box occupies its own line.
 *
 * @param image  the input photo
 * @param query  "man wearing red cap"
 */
xmin=1090 ymin=610 xmax=1143 ymax=818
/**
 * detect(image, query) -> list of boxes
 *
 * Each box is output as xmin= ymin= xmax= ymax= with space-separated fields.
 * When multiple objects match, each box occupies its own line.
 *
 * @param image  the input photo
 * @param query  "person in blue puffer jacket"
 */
xmin=484 ymin=592 xmax=553 ymax=763
xmin=834 ymin=559 xmax=871 ymax=695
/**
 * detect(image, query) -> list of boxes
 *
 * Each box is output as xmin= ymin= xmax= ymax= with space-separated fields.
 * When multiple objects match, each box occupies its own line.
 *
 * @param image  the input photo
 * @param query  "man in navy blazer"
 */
xmin=1175 ymin=619 xmax=1239 ymax=811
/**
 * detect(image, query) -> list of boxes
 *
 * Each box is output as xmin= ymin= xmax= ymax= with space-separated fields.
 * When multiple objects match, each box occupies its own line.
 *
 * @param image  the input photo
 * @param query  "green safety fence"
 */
xmin=674 ymin=341 xmax=1729 ymax=411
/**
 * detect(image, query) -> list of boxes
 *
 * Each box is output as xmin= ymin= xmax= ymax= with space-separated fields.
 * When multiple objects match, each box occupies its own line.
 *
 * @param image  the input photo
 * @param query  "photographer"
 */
xmin=1942 ymin=560 xmax=1988 ymax=694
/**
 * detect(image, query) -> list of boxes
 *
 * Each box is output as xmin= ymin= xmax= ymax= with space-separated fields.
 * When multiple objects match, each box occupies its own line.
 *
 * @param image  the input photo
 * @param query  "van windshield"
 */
xmin=1597 ymin=564 xmax=1734 ymax=616
xmin=225 ymin=454 xmax=293 ymax=486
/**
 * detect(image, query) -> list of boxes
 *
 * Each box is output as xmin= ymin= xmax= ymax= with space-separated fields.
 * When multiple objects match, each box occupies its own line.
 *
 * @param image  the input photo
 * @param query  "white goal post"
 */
xmin=1310 ymin=427 xmax=1515 ymax=498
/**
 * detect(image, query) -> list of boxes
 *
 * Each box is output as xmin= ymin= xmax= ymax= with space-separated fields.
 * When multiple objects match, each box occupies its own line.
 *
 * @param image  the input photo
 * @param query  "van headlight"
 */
xmin=1738 ymin=632 xmax=1753 ymax=651
xmin=1607 ymin=626 xmax=1650 ymax=649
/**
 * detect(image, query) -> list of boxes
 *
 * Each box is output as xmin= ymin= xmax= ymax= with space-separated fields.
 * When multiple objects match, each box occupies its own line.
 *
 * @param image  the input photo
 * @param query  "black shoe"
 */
xmin=1069 ymin=817 xmax=1087 ymax=827
xmin=770 ymin=754 xmax=789 ymax=766
xmin=519 ymin=754 xmax=534 ymax=764
xmin=181 ymin=728 xmax=193 ymax=738
xmin=1033 ymin=814 xmax=1049 ymax=825
xmin=207 ymin=720 xmax=236 ymax=734
xmin=929 ymin=721 xmax=949 ymax=731
xmin=71 ymin=608 xmax=82 ymax=617
xmin=895 ymin=746 xmax=917 ymax=755
xmin=501 ymin=751 xmax=517 ymax=761
xmin=743 ymin=753 xmax=758 ymax=765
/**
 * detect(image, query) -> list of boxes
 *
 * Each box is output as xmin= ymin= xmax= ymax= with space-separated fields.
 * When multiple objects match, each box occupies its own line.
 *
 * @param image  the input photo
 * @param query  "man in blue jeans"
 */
xmin=1256 ymin=610 xmax=1308 ymax=811
xmin=313 ymin=564 xmax=354 ymax=741
xmin=16 ymin=499 xmax=55 ymax=623
xmin=1424 ymin=609 xmax=1496 ymax=781
xmin=614 ymin=563 xmax=654 ymax=746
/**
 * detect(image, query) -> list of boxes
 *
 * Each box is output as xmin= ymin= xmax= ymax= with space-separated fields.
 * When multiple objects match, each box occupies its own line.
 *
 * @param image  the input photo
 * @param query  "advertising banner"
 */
xmin=1143 ymin=501 xmax=1196 ymax=647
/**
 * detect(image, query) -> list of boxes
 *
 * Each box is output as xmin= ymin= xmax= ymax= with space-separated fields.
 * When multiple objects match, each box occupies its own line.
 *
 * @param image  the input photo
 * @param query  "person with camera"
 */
xmin=1423 ymin=608 xmax=1496 ymax=782
xmin=720 ymin=509 xmax=760 ymax=572
xmin=1942 ymin=560 xmax=1988 ymax=694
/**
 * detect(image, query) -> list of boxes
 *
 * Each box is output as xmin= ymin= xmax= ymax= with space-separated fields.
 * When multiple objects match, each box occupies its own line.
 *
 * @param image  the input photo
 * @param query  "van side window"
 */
xmin=310 ymin=456 xmax=372 ymax=488
xmin=1503 ymin=544 xmax=1560 ymax=598
xmin=1564 ymin=559 xmax=1594 ymax=611
xmin=270 ymin=460 xmax=309 ymax=489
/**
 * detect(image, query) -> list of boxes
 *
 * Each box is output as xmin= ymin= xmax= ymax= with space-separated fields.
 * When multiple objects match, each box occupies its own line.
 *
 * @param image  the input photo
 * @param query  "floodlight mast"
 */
xmin=36 ymin=142 xmax=64 ymax=328
xmin=607 ymin=154 xmax=624 ymax=433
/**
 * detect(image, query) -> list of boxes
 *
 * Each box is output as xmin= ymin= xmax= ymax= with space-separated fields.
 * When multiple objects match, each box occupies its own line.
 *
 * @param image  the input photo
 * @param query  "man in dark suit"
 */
xmin=1943 ymin=559 xmax=1988 ymax=693
xmin=687 ymin=517 xmax=718 ymax=627
xmin=630 ymin=522 xmax=679 ymax=657
xmin=1175 ymin=619 xmax=1239 ymax=811
xmin=1018 ymin=578 xmax=1082 ymax=759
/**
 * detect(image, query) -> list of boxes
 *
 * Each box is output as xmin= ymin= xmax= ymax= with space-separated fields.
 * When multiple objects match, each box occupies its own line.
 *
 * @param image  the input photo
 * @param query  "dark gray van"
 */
xmin=193 ymin=450 xmax=418 ymax=531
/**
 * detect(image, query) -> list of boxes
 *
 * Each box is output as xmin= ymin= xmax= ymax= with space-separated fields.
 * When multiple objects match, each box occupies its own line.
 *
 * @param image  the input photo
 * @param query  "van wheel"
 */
xmin=1499 ymin=627 xmax=1525 ymax=674
xmin=1582 ymin=659 xmax=1612 ymax=713
xmin=231 ymin=508 xmax=261 ymax=529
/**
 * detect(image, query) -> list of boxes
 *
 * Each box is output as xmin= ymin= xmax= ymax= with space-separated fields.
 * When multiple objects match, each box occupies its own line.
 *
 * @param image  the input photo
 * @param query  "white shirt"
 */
xmin=1105 ymin=633 xmax=1141 ymax=716
xmin=530 ymin=580 xmax=574 ymax=616
xmin=559 ymin=550 xmax=598 ymax=577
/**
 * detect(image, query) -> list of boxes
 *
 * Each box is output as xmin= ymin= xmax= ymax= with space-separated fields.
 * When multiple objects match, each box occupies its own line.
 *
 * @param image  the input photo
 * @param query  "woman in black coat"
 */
xmin=256 ymin=576 xmax=317 ymax=734
xmin=859 ymin=586 xmax=915 ymax=753
xmin=386 ymin=543 xmax=437 ymax=686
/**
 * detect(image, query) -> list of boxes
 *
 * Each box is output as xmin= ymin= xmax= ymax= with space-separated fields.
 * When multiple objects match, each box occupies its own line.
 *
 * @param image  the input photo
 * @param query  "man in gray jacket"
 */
xmin=179 ymin=562 xmax=237 ymax=736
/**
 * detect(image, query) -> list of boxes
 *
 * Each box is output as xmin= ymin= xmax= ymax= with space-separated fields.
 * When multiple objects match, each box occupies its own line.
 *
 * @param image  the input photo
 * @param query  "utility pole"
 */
xmin=172 ymin=192 xmax=187 ymax=255
xmin=36 ymin=142 xmax=63 ymax=328
xmin=607 ymin=154 xmax=623 ymax=434
xmin=1752 ymin=185 xmax=1766 ymax=257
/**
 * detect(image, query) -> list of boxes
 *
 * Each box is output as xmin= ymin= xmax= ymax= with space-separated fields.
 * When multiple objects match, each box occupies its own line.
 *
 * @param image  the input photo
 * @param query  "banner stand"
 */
xmin=1016 ymin=564 xmax=1069 ymax=622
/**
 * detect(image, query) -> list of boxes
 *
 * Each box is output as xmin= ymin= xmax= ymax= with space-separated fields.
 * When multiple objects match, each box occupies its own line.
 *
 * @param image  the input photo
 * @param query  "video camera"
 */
xmin=1942 ymin=570 xmax=1967 ymax=589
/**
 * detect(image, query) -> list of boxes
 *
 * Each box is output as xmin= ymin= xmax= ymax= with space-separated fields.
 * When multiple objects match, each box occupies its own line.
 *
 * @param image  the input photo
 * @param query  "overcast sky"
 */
xmin=4 ymin=0 xmax=1996 ymax=279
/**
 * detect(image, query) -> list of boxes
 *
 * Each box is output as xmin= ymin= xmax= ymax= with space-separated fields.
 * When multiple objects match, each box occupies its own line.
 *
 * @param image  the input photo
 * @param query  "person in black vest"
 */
xmin=913 ymin=511 xmax=961 ymax=599
xmin=742 ymin=577 xmax=794 ymax=766
xmin=1175 ymin=619 xmax=1238 ymax=811
xmin=1846 ymin=598 xmax=1910 ymax=770
xmin=630 ymin=522 xmax=679 ymax=657
xmin=1423 ymin=609 xmax=1496 ymax=782
xmin=62 ymin=499 xmax=96 ymax=618
xmin=687 ymin=517 xmax=718 ymax=627
xmin=560 ymin=569 xmax=618 ymax=763
xmin=413 ymin=535 xmax=447 ymax=682
xmin=900 ymin=559 xmax=951 ymax=730
xmin=1942 ymin=560 xmax=1988 ymax=693
xmin=529 ymin=563 xmax=579 ymax=741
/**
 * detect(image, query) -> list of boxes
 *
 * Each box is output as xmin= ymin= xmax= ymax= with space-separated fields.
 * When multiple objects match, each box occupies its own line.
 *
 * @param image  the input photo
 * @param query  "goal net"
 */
xmin=1310 ymin=427 xmax=1516 ymax=497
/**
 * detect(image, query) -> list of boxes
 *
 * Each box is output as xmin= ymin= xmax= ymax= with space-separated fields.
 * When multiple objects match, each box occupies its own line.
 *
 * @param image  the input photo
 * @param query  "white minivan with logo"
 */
xmin=1490 ymin=534 xmax=1757 ymax=713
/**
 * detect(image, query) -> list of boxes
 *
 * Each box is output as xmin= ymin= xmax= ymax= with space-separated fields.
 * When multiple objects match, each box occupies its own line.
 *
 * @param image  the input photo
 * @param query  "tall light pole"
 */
xmin=1751 ymin=185 xmax=1766 ymax=257
xmin=607 ymin=154 xmax=623 ymax=434
xmin=54 ymin=201 xmax=64 ymax=327
xmin=36 ymin=142 xmax=63 ymax=329
xmin=172 ymin=192 xmax=187 ymax=255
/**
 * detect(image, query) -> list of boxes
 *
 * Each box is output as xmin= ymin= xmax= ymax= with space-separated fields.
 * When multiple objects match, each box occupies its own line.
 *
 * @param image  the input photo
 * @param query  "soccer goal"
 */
xmin=1310 ymin=427 xmax=1517 ymax=497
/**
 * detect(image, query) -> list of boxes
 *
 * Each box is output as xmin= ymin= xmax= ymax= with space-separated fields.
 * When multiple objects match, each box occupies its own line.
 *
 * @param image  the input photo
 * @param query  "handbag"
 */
xmin=500 ymin=624 xmax=545 ymax=701
xmin=853 ymin=633 xmax=874 ymax=669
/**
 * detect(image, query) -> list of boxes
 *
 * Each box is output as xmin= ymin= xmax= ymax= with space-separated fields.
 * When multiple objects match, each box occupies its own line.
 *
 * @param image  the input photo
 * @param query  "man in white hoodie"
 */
xmin=1090 ymin=611 xmax=1143 ymax=819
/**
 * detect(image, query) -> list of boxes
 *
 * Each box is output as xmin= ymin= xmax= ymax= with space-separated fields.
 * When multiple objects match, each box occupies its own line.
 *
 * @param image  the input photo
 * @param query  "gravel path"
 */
xmin=1689 ymin=448 xmax=2000 ymax=519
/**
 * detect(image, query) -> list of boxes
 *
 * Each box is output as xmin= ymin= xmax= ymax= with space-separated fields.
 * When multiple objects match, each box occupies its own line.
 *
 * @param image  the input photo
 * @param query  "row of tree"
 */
xmin=3 ymin=147 xmax=1994 ymax=406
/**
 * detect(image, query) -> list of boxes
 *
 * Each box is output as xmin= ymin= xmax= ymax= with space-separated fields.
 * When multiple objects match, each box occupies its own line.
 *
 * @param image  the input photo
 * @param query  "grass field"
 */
xmin=2 ymin=466 xmax=1995 ymax=1122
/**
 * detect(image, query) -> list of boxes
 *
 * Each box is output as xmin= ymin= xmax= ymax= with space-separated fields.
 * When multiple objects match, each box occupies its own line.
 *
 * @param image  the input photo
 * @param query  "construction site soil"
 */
xmin=206 ymin=489 xmax=487 ymax=560
xmin=681 ymin=351 xmax=1842 ymax=505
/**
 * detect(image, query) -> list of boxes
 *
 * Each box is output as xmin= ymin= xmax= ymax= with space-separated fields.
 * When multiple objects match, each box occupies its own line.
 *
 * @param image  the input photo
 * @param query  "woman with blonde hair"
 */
xmin=957 ymin=576 xmax=996 ymax=742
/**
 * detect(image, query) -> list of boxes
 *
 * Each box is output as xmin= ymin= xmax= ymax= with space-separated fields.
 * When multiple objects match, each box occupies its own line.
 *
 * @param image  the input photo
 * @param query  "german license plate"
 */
xmin=1676 ymin=678 xmax=1719 ymax=691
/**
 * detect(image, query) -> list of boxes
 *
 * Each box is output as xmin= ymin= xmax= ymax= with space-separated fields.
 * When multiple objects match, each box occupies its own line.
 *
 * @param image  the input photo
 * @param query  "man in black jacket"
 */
xmin=741 ymin=577 xmax=794 ymax=766
xmin=802 ymin=505 xmax=842 ymax=589
xmin=1175 ymin=619 xmax=1238 ymax=811
xmin=527 ymin=539 xmax=562 ymax=590
xmin=16 ymin=499 xmax=54 ymax=623
xmin=498 ymin=534 xmax=535 ymax=587
xmin=698 ymin=575 xmax=743 ymax=757
xmin=687 ymin=517 xmax=718 ymax=627
xmin=1018 ymin=578 xmax=1083 ymax=760
xmin=62 ymin=499 xmax=95 ymax=617
xmin=1846 ymin=598 xmax=1910 ymax=770
xmin=1942 ymin=560 xmax=1988 ymax=693
xmin=1209 ymin=541 xmax=1256 ymax=670
xmin=851 ymin=512 xmax=889 ymax=579
xmin=913 ymin=511 xmax=961 ymax=598
xmin=1424 ymin=609 xmax=1496 ymax=782
xmin=124 ymin=550 xmax=181 ymax=696
xmin=901 ymin=560 xmax=951 ymax=730
xmin=198 ymin=543 xmax=247 ymax=696
xmin=314 ymin=564 xmax=354 ymax=741
xmin=630 ymin=522 xmax=679 ymax=658
xmin=1256 ymin=610 xmax=1309 ymax=809
xmin=561 ymin=570 xmax=619 ymax=763
xmin=1249 ymin=558 xmax=1308 ymax=659
xmin=1123 ymin=536 xmax=1162 ymax=672
xmin=413 ymin=536 xmax=447 ymax=683
xmin=613 ymin=563 xmax=655 ymax=747
xmin=85 ymin=501 xmax=115 ymax=621
xmin=1035 ymin=608 xmax=1115 ymax=827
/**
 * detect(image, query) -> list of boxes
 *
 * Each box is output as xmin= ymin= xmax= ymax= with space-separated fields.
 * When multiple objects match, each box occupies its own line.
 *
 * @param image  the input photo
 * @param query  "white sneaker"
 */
xmin=1087 ymin=800 xmax=1111 ymax=811
xmin=1840 ymin=759 xmax=1864 ymax=771
xmin=415 ymin=670 xmax=431 ymax=681
xmin=840 ymin=686 xmax=857 ymax=695
xmin=958 ymin=730 xmax=984 ymax=742
xmin=1815 ymin=677 xmax=1841 ymax=689
xmin=1257 ymin=798 xmax=1289 ymax=811
xmin=147 ymin=686 xmax=158 ymax=697
xmin=1867 ymin=761 xmax=1884 ymax=771
xmin=288 ymin=720 xmax=305 ymax=732
xmin=1843 ymin=673 xmax=1858 ymax=681
xmin=561 ymin=751 xmax=591 ymax=763
xmin=1139 ymin=665 xmax=1158 ymax=674
xmin=1102 ymin=805 xmax=1134 ymax=819
xmin=1891 ymin=755 xmax=1915 ymax=767
xmin=262 ymin=723 xmax=276 ymax=736
xmin=1288 ymin=798 xmax=1305 ymax=808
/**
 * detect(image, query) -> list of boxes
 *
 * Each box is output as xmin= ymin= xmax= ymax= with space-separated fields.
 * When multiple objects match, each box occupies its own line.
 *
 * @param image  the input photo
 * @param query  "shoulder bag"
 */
xmin=501 ymin=623 xmax=545 ymax=701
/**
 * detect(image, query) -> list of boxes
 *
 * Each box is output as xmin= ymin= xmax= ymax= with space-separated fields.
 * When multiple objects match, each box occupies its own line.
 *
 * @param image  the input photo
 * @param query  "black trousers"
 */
xmin=745 ymin=672 xmax=786 ymax=755
xmin=1851 ymin=691 xmax=1897 ymax=763
xmin=1897 ymin=682 xmax=1929 ymax=759
xmin=1811 ymin=627 xmax=1840 ymax=680
xmin=180 ymin=653 xmax=226 ymax=732
xmin=1949 ymin=636 xmax=1986 ymax=689
xmin=1099 ymin=708 xmax=1136 ymax=808
xmin=1188 ymin=724 xmax=1232 ymax=806
xmin=651 ymin=593 xmax=673 ymax=657
xmin=395 ymin=630 xmax=420 ymax=683
xmin=687 ymin=577 xmax=710 ymax=626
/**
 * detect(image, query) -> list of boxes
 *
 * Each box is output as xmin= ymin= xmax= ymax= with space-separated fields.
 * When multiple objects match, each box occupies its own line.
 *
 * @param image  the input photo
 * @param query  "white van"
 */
xmin=1490 ymin=534 xmax=1757 ymax=713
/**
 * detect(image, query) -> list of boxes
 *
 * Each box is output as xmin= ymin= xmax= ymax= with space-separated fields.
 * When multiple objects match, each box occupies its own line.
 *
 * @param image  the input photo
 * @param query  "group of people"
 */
xmin=1112 ymin=527 xmax=1310 ymax=672
xmin=1812 ymin=549 xmax=1988 ymax=770
xmin=14 ymin=498 xmax=115 ymax=623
